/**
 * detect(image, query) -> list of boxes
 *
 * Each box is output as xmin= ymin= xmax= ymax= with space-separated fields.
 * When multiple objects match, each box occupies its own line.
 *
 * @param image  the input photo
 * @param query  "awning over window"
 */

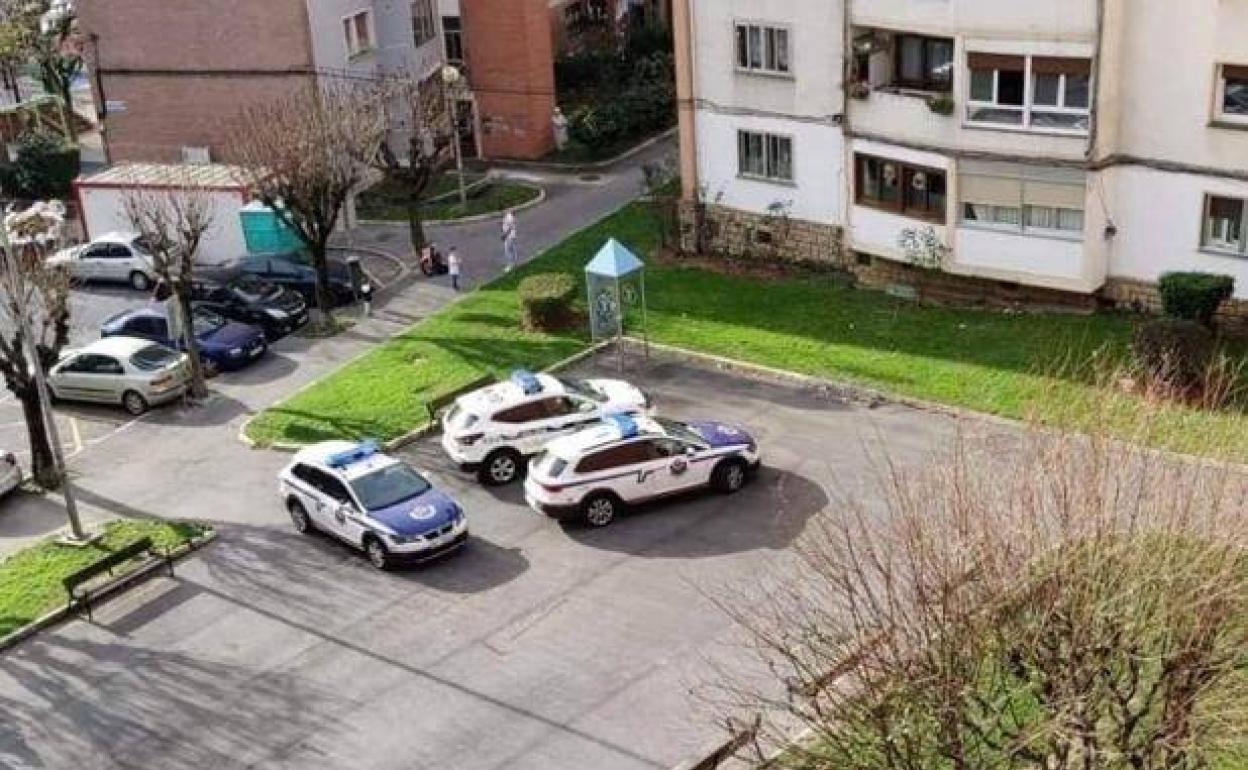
xmin=1223 ymin=64 xmax=1248 ymax=81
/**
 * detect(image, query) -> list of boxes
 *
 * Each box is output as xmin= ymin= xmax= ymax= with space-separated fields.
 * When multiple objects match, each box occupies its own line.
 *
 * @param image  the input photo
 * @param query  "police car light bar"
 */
xmin=326 ymin=439 xmax=381 ymax=468
xmin=510 ymin=369 xmax=543 ymax=395
xmin=603 ymin=413 xmax=639 ymax=439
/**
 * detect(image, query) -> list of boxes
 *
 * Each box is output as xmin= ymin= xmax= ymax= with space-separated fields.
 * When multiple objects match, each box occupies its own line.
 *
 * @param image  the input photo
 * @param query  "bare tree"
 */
xmin=122 ymin=177 xmax=216 ymax=398
xmin=228 ymin=81 xmax=388 ymax=329
xmin=0 ymin=208 xmax=70 ymax=488
xmin=714 ymin=419 xmax=1248 ymax=770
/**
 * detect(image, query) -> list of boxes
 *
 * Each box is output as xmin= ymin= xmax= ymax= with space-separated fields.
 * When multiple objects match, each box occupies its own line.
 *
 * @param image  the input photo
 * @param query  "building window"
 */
xmin=855 ymin=154 xmax=946 ymax=223
xmin=737 ymin=130 xmax=793 ymax=182
xmin=967 ymin=53 xmax=1090 ymax=132
xmin=1217 ymin=65 xmax=1248 ymax=122
xmin=960 ymin=161 xmax=1086 ymax=239
xmin=411 ymin=0 xmax=436 ymax=47
xmin=1203 ymin=195 xmax=1246 ymax=254
xmin=343 ymin=10 xmax=373 ymax=57
xmin=894 ymin=34 xmax=953 ymax=92
xmin=735 ymin=22 xmax=790 ymax=75
xmin=442 ymin=15 xmax=463 ymax=63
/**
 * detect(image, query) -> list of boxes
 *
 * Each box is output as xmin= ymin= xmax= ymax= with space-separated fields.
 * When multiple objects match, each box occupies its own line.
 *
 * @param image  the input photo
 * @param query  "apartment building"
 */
xmin=675 ymin=0 xmax=1248 ymax=315
xmin=80 ymin=0 xmax=448 ymax=163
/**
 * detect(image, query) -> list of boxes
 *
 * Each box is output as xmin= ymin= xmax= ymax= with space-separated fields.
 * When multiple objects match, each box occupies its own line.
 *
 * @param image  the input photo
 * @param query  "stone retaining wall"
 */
xmin=679 ymin=202 xmax=847 ymax=267
xmin=1101 ymin=277 xmax=1248 ymax=333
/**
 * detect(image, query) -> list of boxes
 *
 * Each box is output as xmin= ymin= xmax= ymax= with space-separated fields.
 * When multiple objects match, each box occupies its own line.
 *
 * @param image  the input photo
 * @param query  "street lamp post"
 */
xmin=441 ymin=64 xmax=469 ymax=209
xmin=0 ymin=212 xmax=86 ymax=542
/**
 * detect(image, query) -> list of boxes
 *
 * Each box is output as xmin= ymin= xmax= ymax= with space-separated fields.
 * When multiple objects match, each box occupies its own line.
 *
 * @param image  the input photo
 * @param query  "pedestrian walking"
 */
xmin=447 ymin=246 xmax=461 ymax=291
xmin=501 ymin=209 xmax=518 ymax=272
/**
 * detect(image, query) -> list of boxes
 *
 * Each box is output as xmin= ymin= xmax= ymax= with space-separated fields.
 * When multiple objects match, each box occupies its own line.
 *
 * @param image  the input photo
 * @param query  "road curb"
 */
xmin=356 ymin=182 xmax=546 ymax=229
xmin=0 ymin=527 xmax=218 ymax=653
xmin=484 ymin=127 xmax=676 ymax=174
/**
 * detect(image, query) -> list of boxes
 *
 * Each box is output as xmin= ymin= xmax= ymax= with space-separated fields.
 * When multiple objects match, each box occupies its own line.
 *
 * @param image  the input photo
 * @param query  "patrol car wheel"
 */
xmin=713 ymin=459 xmax=748 ymax=494
xmin=363 ymin=535 xmax=391 ymax=570
xmin=479 ymin=449 xmax=522 ymax=486
xmin=287 ymin=499 xmax=314 ymax=534
xmin=582 ymin=492 xmax=619 ymax=528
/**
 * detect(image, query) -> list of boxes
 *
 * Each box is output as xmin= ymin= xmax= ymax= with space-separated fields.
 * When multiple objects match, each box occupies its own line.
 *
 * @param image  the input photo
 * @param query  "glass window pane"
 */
xmin=1031 ymin=111 xmax=1089 ymax=131
xmin=1224 ymin=78 xmax=1248 ymax=116
xmin=765 ymin=28 xmax=777 ymax=70
xmin=968 ymin=105 xmax=1023 ymax=125
xmin=970 ymin=69 xmax=994 ymax=102
xmin=863 ymin=158 xmax=881 ymax=201
xmin=1057 ymin=208 xmax=1084 ymax=232
xmin=735 ymin=25 xmax=749 ymax=68
xmin=880 ymin=162 xmax=900 ymax=203
xmin=998 ymin=69 xmax=1025 ymax=106
xmin=1025 ymin=206 xmax=1057 ymax=229
xmin=748 ymin=26 xmax=762 ymax=68
xmin=927 ymin=39 xmax=953 ymax=90
xmin=1033 ymin=73 xmax=1061 ymax=106
xmin=899 ymin=37 xmax=924 ymax=84
xmin=927 ymin=171 xmax=947 ymax=219
xmin=773 ymin=136 xmax=792 ymax=180
xmin=1065 ymin=74 xmax=1090 ymax=109
xmin=1206 ymin=196 xmax=1244 ymax=248
xmin=774 ymin=29 xmax=790 ymax=73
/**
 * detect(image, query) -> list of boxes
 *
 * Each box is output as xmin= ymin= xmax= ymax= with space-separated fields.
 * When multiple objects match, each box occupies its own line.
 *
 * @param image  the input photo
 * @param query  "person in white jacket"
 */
xmin=501 ymin=210 xmax=518 ymax=272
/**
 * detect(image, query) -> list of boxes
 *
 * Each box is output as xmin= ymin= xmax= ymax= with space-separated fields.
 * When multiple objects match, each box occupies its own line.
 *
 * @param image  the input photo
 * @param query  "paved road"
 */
xmin=0 ymin=350 xmax=989 ymax=770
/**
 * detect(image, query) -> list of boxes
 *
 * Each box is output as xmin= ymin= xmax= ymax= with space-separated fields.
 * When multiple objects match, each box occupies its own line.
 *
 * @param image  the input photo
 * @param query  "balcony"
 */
xmin=848 ymin=28 xmax=958 ymax=144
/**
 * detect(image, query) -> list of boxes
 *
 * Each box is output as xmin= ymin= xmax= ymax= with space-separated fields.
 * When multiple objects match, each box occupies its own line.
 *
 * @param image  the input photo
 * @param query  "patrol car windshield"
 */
xmin=654 ymin=417 xmax=708 ymax=447
xmin=558 ymin=378 xmax=607 ymax=402
xmin=350 ymin=463 xmax=432 ymax=510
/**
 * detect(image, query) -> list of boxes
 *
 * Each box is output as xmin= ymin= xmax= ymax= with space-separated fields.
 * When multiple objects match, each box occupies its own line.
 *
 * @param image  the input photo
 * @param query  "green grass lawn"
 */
xmin=357 ymin=173 xmax=539 ymax=223
xmin=245 ymin=202 xmax=1248 ymax=461
xmin=0 ymin=519 xmax=209 ymax=638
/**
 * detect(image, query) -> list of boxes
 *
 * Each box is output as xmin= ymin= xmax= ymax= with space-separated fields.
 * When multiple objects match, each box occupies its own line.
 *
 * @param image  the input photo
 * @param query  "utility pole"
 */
xmin=0 ymin=219 xmax=86 ymax=542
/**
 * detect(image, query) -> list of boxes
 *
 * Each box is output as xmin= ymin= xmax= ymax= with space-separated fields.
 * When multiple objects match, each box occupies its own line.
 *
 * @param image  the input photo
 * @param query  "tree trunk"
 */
xmin=407 ymin=198 xmax=427 ymax=253
xmin=174 ymin=288 xmax=209 ymax=398
xmin=59 ymin=81 xmax=77 ymax=142
xmin=18 ymin=387 xmax=59 ymax=489
xmin=309 ymin=244 xmax=334 ymax=331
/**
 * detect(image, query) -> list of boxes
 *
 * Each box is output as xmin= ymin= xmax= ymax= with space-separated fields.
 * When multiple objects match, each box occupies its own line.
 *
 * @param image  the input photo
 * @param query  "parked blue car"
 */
xmin=101 ymin=306 xmax=268 ymax=373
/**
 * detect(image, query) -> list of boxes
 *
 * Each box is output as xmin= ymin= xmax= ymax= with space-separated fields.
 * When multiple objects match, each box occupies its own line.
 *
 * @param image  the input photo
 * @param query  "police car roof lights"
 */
xmin=510 ymin=369 xmax=543 ymax=395
xmin=603 ymin=412 xmax=639 ymax=439
xmin=326 ymin=439 xmax=381 ymax=468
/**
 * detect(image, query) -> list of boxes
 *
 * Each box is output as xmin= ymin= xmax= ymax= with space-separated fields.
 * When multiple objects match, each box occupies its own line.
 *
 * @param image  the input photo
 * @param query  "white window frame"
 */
xmin=343 ymin=10 xmax=374 ymax=58
xmin=966 ymin=55 xmax=1090 ymax=135
xmin=411 ymin=0 xmax=436 ymax=48
xmin=1201 ymin=194 xmax=1248 ymax=256
xmin=737 ymin=129 xmax=794 ymax=184
xmin=734 ymin=21 xmax=792 ymax=77
xmin=1215 ymin=65 xmax=1248 ymax=125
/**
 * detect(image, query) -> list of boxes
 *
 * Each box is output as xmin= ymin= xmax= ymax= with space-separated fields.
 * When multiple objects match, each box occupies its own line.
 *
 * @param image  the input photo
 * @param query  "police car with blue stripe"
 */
xmin=441 ymin=369 xmax=651 ymax=486
xmin=523 ymin=413 xmax=761 ymax=527
xmin=279 ymin=440 xmax=468 ymax=569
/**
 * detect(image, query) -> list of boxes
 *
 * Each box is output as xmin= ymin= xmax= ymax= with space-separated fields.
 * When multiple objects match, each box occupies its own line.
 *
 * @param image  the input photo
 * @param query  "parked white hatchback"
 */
xmin=48 ymin=337 xmax=189 ymax=415
xmin=440 ymin=369 xmax=651 ymax=485
xmin=47 ymin=232 xmax=160 ymax=291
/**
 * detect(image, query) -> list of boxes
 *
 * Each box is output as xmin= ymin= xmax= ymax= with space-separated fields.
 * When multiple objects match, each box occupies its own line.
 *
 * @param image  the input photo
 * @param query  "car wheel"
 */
xmin=129 ymin=271 xmax=151 ymax=291
xmin=287 ymin=499 xmax=314 ymax=534
xmin=582 ymin=492 xmax=620 ymax=528
xmin=712 ymin=459 xmax=749 ymax=494
xmin=478 ymin=449 xmax=522 ymax=486
xmin=121 ymin=389 xmax=149 ymax=416
xmin=363 ymin=535 xmax=390 ymax=570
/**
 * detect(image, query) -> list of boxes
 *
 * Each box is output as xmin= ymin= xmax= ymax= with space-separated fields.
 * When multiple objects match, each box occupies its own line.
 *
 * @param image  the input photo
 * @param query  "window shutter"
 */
xmin=1023 ymin=180 xmax=1086 ymax=209
xmin=1032 ymin=57 xmax=1091 ymax=75
xmin=967 ymin=52 xmax=1024 ymax=71
xmin=960 ymin=173 xmax=1022 ymax=206
xmin=1222 ymin=64 xmax=1248 ymax=81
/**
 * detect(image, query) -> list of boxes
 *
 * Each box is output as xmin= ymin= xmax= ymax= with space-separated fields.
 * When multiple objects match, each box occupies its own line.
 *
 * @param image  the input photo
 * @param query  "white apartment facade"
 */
xmin=675 ymin=0 xmax=1248 ymax=313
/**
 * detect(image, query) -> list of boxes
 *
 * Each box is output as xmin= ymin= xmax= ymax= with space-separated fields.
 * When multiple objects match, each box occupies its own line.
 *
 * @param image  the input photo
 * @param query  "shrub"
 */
xmin=518 ymin=272 xmax=578 ymax=331
xmin=1132 ymin=317 xmax=1215 ymax=388
xmin=927 ymin=94 xmax=955 ymax=115
xmin=1157 ymin=272 xmax=1235 ymax=328
xmin=0 ymin=130 xmax=80 ymax=200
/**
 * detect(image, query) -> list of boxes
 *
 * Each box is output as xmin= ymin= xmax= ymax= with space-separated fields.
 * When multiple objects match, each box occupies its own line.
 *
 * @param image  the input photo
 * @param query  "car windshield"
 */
xmin=558 ymin=378 xmax=607 ymax=403
xmin=130 ymin=344 xmax=180 ymax=371
xmin=350 ymin=462 xmax=433 ymax=511
xmin=230 ymin=274 xmax=280 ymax=302
xmin=191 ymin=307 xmax=227 ymax=335
xmin=654 ymin=417 xmax=708 ymax=447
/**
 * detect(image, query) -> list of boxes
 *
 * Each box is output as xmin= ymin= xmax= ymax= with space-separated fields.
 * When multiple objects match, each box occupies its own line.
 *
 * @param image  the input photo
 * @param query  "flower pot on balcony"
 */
xmin=926 ymin=94 xmax=955 ymax=116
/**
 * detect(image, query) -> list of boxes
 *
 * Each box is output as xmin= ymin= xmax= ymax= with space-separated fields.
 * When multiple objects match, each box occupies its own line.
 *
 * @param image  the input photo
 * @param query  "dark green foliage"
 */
xmin=518 ymin=272 xmax=578 ymax=331
xmin=564 ymin=52 xmax=675 ymax=151
xmin=1132 ymin=317 xmax=1215 ymax=388
xmin=1157 ymin=272 xmax=1235 ymax=328
xmin=0 ymin=130 xmax=80 ymax=200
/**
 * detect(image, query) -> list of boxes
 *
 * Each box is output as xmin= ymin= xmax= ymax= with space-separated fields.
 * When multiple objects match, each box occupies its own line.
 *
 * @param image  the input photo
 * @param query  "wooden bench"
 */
xmin=425 ymin=374 xmax=495 ymax=424
xmin=62 ymin=536 xmax=174 ymax=621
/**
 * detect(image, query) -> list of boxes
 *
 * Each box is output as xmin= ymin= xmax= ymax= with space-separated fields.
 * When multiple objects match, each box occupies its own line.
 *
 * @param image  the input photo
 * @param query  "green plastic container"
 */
xmin=240 ymin=202 xmax=303 ymax=254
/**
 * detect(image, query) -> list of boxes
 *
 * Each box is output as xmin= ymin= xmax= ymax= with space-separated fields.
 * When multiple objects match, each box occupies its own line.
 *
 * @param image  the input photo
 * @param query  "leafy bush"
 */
xmin=1157 ymin=272 xmax=1235 ymax=328
xmin=0 ymin=130 xmax=80 ymax=200
xmin=560 ymin=50 xmax=675 ymax=154
xmin=1132 ymin=317 xmax=1215 ymax=388
xmin=518 ymin=272 xmax=578 ymax=331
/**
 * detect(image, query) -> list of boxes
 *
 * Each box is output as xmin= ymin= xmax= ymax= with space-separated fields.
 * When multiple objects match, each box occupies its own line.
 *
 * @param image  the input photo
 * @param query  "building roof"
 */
xmin=585 ymin=238 xmax=644 ymax=278
xmin=78 ymin=163 xmax=248 ymax=190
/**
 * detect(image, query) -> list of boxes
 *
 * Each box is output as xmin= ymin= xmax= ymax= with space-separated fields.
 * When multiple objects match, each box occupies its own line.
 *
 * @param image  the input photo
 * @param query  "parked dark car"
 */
xmin=101 ymin=306 xmax=268 ymax=373
xmin=232 ymin=252 xmax=373 ymax=309
xmin=190 ymin=269 xmax=309 ymax=341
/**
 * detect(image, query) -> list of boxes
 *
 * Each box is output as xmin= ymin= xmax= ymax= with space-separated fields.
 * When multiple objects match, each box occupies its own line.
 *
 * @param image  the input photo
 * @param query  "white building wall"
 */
xmin=851 ymin=0 xmax=1094 ymax=41
xmin=78 ymin=186 xmax=249 ymax=265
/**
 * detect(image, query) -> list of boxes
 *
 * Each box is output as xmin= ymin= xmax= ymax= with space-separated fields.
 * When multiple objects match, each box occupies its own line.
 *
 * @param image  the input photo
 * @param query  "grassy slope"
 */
xmin=246 ymin=203 xmax=1248 ymax=460
xmin=0 ymin=519 xmax=208 ymax=637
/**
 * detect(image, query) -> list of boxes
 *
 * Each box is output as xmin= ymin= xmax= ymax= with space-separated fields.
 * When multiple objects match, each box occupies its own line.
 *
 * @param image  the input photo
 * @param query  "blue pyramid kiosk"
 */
xmin=585 ymin=238 xmax=648 ymax=369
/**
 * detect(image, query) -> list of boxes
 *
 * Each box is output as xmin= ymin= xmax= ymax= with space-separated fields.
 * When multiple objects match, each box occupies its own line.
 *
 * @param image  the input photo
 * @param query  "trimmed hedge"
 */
xmin=0 ymin=130 xmax=80 ymax=200
xmin=1157 ymin=272 xmax=1235 ymax=328
xmin=518 ymin=273 xmax=578 ymax=332
xmin=1132 ymin=317 xmax=1215 ymax=388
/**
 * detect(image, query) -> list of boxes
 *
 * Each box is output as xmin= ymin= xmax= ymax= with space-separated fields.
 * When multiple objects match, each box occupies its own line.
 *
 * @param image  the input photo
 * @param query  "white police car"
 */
xmin=441 ymin=369 xmax=651 ymax=486
xmin=279 ymin=440 xmax=468 ymax=569
xmin=523 ymin=413 xmax=760 ymax=527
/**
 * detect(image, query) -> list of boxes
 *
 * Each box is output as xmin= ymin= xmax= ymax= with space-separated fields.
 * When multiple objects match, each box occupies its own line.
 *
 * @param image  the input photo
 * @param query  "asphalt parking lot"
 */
xmin=0 ymin=350 xmax=984 ymax=770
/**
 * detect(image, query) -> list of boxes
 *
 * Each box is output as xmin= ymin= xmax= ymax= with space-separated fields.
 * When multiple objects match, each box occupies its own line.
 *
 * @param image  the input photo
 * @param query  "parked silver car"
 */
xmin=47 ymin=232 xmax=160 ymax=291
xmin=48 ymin=337 xmax=189 ymax=415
